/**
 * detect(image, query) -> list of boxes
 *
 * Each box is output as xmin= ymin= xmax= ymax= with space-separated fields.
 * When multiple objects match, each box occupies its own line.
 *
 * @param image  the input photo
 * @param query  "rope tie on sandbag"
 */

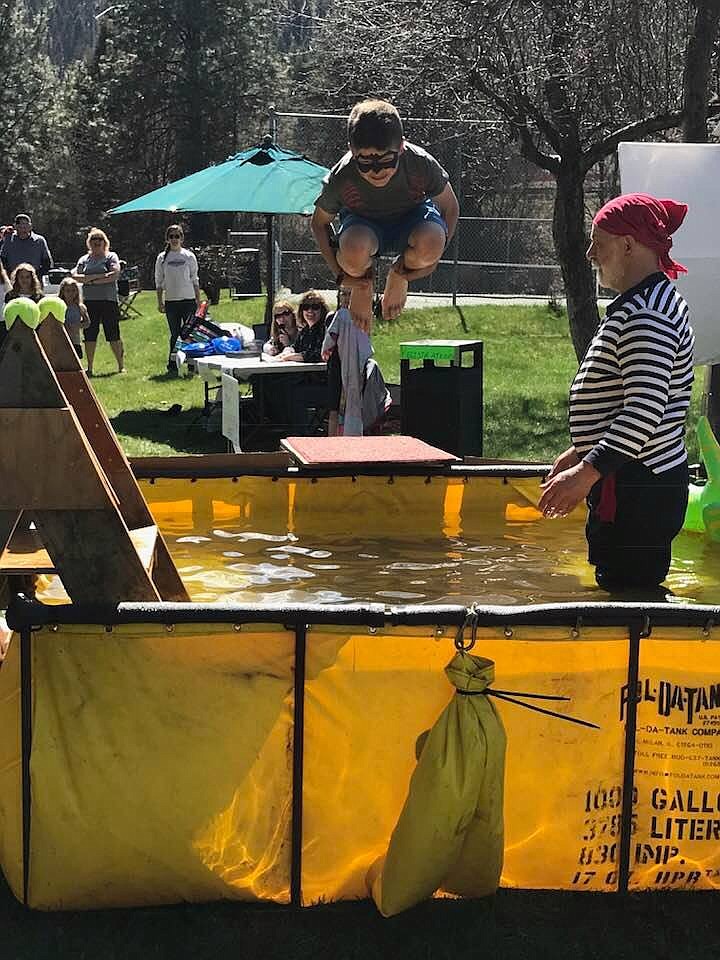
xmin=453 ymin=605 xmax=599 ymax=729
xmin=457 ymin=685 xmax=600 ymax=729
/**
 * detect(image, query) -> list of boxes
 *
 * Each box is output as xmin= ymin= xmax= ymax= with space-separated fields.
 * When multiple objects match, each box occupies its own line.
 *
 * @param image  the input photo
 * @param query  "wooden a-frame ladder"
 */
xmin=0 ymin=304 xmax=189 ymax=603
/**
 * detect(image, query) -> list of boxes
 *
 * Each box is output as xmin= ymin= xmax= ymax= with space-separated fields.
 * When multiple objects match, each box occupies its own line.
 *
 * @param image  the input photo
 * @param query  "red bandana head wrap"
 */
xmin=592 ymin=192 xmax=688 ymax=280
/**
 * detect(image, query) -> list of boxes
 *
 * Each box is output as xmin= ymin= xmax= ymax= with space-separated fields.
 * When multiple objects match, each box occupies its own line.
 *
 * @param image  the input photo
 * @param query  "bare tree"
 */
xmin=461 ymin=0 xmax=691 ymax=358
xmin=294 ymin=0 xmax=693 ymax=358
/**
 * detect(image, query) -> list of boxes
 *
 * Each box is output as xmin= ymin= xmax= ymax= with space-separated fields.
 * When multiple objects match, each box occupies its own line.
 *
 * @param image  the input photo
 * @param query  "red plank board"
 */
xmin=281 ymin=435 xmax=459 ymax=466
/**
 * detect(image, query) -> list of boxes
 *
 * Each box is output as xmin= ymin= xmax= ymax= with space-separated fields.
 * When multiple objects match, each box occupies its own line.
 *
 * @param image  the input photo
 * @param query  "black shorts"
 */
xmin=85 ymin=300 xmax=121 ymax=342
xmin=586 ymin=459 xmax=689 ymax=591
xmin=327 ymin=350 xmax=342 ymax=410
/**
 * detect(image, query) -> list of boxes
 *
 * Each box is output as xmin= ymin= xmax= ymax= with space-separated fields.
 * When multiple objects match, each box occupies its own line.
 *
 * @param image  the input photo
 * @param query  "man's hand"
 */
xmin=538 ymin=460 xmax=601 ymax=518
xmin=545 ymin=446 xmax=580 ymax=482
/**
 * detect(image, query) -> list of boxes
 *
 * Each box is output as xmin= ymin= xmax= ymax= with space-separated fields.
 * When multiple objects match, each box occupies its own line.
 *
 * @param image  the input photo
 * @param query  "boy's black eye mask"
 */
xmin=355 ymin=151 xmax=399 ymax=173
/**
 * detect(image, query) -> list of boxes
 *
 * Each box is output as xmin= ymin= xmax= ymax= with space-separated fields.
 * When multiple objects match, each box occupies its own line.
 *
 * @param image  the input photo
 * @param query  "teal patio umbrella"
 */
xmin=109 ymin=136 xmax=329 ymax=323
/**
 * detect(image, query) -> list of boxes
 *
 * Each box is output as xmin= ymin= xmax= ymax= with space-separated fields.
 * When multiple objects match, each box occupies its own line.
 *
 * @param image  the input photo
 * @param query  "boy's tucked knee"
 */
xmin=407 ymin=227 xmax=446 ymax=265
xmin=338 ymin=241 xmax=374 ymax=270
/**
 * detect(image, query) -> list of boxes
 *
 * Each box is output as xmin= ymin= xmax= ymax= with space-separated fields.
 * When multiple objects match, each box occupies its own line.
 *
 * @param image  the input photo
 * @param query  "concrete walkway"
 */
xmin=311 ymin=290 xmax=611 ymax=309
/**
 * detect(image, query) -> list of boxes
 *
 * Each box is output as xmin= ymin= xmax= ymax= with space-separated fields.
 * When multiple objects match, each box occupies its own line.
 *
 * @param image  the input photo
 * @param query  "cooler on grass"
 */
xmin=400 ymin=340 xmax=483 ymax=457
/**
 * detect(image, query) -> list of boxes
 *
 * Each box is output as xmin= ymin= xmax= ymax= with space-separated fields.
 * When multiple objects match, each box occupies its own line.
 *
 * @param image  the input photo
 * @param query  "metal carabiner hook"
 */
xmin=455 ymin=603 xmax=479 ymax=652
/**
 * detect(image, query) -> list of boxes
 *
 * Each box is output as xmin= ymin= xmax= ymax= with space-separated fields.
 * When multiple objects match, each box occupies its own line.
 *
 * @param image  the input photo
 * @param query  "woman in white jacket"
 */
xmin=155 ymin=224 xmax=201 ymax=373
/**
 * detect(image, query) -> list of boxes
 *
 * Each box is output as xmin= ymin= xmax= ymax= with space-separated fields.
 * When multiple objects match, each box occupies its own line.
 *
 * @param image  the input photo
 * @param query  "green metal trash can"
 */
xmin=400 ymin=339 xmax=483 ymax=456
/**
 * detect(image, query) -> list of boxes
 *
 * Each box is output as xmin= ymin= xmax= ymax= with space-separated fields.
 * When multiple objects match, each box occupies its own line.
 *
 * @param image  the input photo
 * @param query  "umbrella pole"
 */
xmin=265 ymin=214 xmax=274 ymax=328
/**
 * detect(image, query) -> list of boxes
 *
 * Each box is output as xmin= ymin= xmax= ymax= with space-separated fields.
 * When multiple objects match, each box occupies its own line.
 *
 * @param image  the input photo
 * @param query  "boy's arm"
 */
xmin=434 ymin=182 xmax=459 ymax=242
xmin=310 ymin=207 xmax=342 ymax=281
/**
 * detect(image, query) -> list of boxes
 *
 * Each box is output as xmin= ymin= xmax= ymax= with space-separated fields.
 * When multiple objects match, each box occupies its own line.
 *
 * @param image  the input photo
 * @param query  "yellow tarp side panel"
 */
xmin=462 ymin=476 xmax=585 ymax=535
xmin=485 ymin=633 xmax=627 ymax=891
xmin=28 ymin=625 xmax=295 ymax=910
xmin=0 ymin=635 xmax=23 ymax=903
xmin=630 ymin=631 xmax=720 ymax=891
xmin=290 ymin=476 xmax=450 ymax=537
xmin=506 ymin=477 xmax=586 ymax=521
xmin=302 ymin=631 xmax=452 ymax=904
xmin=370 ymin=653 xmax=506 ymax=916
xmin=139 ymin=477 xmax=292 ymax=534
xmin=302 ymin=627 xmax=626 ymax=900
xmin=442 ymin=478 xmax=464 ymax=538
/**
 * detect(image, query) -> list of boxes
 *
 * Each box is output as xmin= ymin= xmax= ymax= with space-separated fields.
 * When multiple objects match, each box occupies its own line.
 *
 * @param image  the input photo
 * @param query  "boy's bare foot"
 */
xmin=382 ymin=267 xmax=408 ymax=320
xmin=349 ymin=281 xmax=373 ymax=332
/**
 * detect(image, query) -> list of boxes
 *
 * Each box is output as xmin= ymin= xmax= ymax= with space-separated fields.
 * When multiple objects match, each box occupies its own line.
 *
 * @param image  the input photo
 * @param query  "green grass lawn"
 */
xmin=91 ymin=291 xmax=704 ymax=462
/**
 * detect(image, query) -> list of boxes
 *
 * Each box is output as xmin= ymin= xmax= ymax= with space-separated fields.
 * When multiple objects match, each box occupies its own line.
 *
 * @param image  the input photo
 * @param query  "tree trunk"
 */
xmin=681 ymin=0 xmax=720 ymax=141
xmin=552 ymin=165 xmax=599 ymax=360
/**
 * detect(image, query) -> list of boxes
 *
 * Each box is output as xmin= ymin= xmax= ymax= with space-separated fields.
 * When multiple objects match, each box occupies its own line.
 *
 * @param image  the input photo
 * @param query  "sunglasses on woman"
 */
xmin=354 ymin=151 xmax=400 ymax=173
xmin=274 ymin=309 xmax=293 ymax=319
xmin=302 ymin=302 xmax=323 ymax=311
xmin=168 ymin=234 xmax=182 ymax=239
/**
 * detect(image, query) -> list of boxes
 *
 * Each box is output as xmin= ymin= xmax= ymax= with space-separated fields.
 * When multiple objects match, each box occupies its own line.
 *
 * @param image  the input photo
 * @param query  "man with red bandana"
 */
xmin=539 ymin=193 xmax=695 ymax=595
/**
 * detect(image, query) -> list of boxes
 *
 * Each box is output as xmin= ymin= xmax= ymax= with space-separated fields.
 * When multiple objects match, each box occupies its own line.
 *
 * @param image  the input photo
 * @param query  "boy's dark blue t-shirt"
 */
xmin=315 ymin=142 xmax=449 ymax=221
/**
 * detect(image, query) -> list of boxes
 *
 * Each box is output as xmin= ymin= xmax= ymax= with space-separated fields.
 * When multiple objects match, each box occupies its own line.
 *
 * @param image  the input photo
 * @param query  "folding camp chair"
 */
xmin=118 ymin=263 xmax=142 ymax=321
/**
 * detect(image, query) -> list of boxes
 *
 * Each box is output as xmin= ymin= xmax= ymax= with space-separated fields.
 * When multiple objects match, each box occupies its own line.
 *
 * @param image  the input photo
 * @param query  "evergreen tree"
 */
xmin=0 ymin=1 xmax=60 ymax=222
xmin=63 ymin=0 xmax=282 ymax=268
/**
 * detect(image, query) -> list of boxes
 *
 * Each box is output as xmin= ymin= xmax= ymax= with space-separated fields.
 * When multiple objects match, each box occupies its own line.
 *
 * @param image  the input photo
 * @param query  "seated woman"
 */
xmin=263 ymin=299 xmax=299 ymax=356
xmin=275 ymin=291 xmax=329 ymax=434
xmin=277 ymin=290 xmax=328 ymax=363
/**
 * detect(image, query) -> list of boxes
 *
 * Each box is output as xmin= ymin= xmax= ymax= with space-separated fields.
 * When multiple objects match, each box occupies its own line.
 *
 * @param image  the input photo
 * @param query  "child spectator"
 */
xmin=5 ymin=262 xmax=42 ymax=304
xmin=2 ymin=262 xmax=42 ymax=345
xmin=58 ymin=277 xmax=90 ymax=360
xmin=322 ymin=291 xmax=390 ymax=436
xmin=322 ymin=287 xmax=352 ymax=435
xmin=311 ymin=99 xmax=459 ymax=330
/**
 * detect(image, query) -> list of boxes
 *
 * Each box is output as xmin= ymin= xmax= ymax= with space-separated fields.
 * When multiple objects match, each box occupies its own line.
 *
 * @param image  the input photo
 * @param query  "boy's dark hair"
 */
xmin=348 ymin=100 xmax=403 ymax=151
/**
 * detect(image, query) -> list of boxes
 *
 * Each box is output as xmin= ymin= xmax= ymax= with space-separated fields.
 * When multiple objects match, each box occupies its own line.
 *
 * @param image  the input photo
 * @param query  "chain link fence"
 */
xmin=269 ymin=109 xmax=563 ymax=300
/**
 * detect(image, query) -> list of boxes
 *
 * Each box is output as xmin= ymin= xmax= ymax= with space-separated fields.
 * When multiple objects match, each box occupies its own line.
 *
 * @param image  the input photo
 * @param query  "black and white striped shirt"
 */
xmin=569 ymin=272 xmax=694 ymax=476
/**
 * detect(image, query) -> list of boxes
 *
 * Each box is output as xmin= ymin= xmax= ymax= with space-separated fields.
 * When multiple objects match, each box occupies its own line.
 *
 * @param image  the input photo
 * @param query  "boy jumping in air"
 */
xmin=311 ymin=99 xmax=459 ymax=330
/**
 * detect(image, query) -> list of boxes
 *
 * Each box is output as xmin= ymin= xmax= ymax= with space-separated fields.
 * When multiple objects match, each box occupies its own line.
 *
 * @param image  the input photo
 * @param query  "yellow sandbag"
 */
xmin=368 ymin=652 xmax=506 ymax=916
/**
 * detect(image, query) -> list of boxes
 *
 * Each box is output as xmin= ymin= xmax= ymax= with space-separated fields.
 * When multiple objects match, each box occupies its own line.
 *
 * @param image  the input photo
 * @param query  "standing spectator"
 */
xmin=155 ymin=224 xmax=201 ymax=374
xmin=0 ymin=214 xmax=53 ymax=279
xmin=71 ymin=227 xmax=125 ymax=376
xmin=0 ymin=261 xmax=10 ymax=300
xmin=2 ymin=262 xmax=42 ymax=345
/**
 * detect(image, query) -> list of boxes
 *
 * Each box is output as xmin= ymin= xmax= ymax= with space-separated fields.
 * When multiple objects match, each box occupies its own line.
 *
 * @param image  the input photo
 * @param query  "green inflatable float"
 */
xmin=685 ymin=416 xmax=720 ymax=542
xmin=2 ymin=296 xmax=41 ymax=329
